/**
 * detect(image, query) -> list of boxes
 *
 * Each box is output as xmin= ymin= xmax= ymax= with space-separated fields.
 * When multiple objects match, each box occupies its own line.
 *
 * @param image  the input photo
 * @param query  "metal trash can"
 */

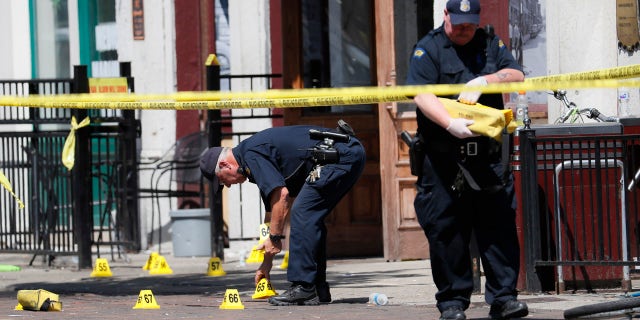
xmin=169 ymin=209 xmax=211 ymax=257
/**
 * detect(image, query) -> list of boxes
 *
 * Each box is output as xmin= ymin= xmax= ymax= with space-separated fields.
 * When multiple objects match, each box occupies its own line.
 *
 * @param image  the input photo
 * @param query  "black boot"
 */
xmin=268 ymin=283 xmax=319 ymax=306
xmin=489 ymin=300 xmax=529 ymax=319
xmin=440 ymin=306 xmax=466 ymax=320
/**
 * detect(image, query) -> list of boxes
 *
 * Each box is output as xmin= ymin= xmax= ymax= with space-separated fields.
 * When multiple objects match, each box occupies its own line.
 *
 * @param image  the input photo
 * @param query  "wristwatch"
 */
xmin=269 ymin=234 xmax=286 ymax=242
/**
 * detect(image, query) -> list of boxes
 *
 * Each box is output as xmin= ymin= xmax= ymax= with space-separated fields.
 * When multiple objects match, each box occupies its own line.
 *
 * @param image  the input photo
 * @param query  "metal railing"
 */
xmin=0 ymin=64 xmax=140 ymax=267
xmin=517 ymin=125 xmax=640 ymax=292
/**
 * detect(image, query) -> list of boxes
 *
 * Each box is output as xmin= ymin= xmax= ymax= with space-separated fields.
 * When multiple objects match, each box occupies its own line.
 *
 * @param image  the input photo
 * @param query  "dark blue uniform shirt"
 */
xmin=406 ymin=24 xmax=522 ymax=141
xmin=232 ymin=125 xmax=325 ymax=210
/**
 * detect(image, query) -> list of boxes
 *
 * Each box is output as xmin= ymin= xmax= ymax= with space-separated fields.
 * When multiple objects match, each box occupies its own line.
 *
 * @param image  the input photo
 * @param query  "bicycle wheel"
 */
xmin=564 ymin=296 xmax=640 ymax=319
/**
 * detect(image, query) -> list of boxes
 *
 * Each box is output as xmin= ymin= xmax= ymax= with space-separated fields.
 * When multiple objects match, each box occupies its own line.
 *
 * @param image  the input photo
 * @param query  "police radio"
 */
xmin=307 ymin=129 xmax=349 ymax=164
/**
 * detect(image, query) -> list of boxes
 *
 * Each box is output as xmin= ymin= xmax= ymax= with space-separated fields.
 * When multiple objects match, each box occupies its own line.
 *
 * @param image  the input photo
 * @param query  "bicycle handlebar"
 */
xmin=586 ymin=108 xmax=618 ymax=122
xmin=550 ymin=91 xmax=618 ymax=123
xmin=553 ymin=90 xmax=567 ymax=101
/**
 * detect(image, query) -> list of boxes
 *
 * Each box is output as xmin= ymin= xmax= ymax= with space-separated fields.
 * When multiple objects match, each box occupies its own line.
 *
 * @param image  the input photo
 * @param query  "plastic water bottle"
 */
xmin=618 ymin=88 xmax=631 ymax=117
xmin=515 ymin=91 xmax=528 ymax=127
xmin=369 ymin=293 xmax=388 ymax=305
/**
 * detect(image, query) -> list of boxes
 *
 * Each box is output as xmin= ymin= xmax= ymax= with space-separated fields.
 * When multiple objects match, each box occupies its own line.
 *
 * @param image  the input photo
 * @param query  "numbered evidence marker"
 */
xmin=246 ymin=223 xmax=270 ymax=264
xmin=245 ymin=245 xmax=265 ymax=263
xmin=279 ymin=251 xmax=289 ymax=269
xmin=90 ymin=258 xmax=113 ymax=277
xmin=142 ymin=252 xmax=159 ymax=270
xmin=206 ymin=257 xmax=227 ymax=276
xmin=259 ymin=223 xmax=270 ymax=244
xmin=252 ymin=277 xmax=278 ymax=299
xmin=133 ymin=289 xmax=160 ymax=309
xmin=148 ymin=255 xmax=173 ymax=275
xmin=220 ymin=289 xmax=245 ymax=309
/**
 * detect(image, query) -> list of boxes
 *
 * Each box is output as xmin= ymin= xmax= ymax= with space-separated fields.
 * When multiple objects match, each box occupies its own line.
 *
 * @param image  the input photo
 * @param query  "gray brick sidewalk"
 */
xmin=0 ymin=241 xmax=633 ymax=319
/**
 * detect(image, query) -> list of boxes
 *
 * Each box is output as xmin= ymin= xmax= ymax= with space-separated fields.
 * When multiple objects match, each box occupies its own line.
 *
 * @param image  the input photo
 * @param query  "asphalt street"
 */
xmin=0 ymin=241 xmax=635 ymax=319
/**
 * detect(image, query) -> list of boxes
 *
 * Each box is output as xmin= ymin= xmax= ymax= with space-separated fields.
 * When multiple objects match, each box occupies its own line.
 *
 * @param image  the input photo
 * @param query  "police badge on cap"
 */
xmin=446 ymin=0 xmax=481 ymax=25
xmin=460 ymin=0 xmax=470 ymax=12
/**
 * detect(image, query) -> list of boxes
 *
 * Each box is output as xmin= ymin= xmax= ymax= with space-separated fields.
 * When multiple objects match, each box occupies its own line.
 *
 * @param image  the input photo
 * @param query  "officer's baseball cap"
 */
xmin=446 ymin=0 xmax=481 ymax=25
xmin=200 ymin=147 xmax=224 ymax=194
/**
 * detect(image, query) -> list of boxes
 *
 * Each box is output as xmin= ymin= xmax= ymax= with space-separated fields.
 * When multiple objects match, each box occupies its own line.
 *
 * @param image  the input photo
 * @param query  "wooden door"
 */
xmin=379 ymin=108 xmax=428 ymax=261
xmin=374 ymin=0 xmax=431 ymax=261
xmin=281 ymin=0 xmax=382 ymax=257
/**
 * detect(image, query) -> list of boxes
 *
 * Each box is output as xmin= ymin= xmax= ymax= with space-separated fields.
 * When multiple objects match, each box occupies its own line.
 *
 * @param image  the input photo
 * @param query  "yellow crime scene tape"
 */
xmin=1 ymin=78 xmax=640 ymax=111
xmin=2 ymin=64 xmax=640 ymax=206
xmin=0 ymin=170 xmax=25 ymax=209
xmin=1 ymin=64 xmax=640 ymax=109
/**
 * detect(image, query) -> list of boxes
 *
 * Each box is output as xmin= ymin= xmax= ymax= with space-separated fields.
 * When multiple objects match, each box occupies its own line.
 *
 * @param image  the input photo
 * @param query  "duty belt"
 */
xmin=427 ymin=137 xmax=499 ymax=164
xmin=425 ymin=136 xmax=505 ymax=193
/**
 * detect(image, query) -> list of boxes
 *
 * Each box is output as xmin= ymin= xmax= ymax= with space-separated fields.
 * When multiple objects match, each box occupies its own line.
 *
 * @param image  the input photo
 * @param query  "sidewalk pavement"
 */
xmin=0 ymin=241 xmax=633 ymax=319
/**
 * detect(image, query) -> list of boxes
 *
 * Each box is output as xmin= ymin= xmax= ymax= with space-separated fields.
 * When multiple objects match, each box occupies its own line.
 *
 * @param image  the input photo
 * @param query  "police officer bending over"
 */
xmin=406 ymin=0 xmax=527 ymax=319
xmin=200 ymin=123 xmax=365 ymax=306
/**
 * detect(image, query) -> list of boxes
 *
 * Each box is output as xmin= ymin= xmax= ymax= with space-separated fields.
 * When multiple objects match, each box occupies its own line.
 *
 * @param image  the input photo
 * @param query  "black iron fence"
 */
xmin=517 ymin=123 xmax=640 ymax=292
xmin=1 ymin=65 xmax=283 ymax=266
xmin=206 ymin=67 xmax=283 ymax=259
xmin=0 ymin=131 xmax=72 ymax=258
xmin=0 ymin=64 xmax=139 ymax=267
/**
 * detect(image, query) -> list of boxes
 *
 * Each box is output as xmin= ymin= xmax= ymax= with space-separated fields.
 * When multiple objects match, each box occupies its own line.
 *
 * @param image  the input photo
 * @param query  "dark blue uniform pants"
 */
xmin=414 ymin=152 xmax=520 ymax=312
xmin=287 ymin=139 xmax=365 ymax=285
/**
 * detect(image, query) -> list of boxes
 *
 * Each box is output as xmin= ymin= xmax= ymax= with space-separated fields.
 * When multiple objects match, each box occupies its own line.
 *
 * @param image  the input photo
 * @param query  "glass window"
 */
xmin=33 ymin=0 xmax=70 ymax=78
xmin=93 ymin=0 xmax=118 ymax=77
xmin=302 ymin=0 xmax=374 ymax=115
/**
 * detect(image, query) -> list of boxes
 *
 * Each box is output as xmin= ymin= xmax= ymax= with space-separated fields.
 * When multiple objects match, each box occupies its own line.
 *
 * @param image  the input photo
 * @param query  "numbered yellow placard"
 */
xmin=279 ymin=251 xmax=289 ymax=269
xmin=252 ymin=277 xmax=278 ymax=299
xmin=220 ymin=289 xmax=244 ymax=309
xmin=207 ymin=257 xmax=227 ymax=276
xmin=245 ymin=245 xmax=264 ymax=263
xmin=133 ymin=289 xmax=160 ymax=309
xmin=259 ymin=223 xmax=270 ymax=244
xmin=148 ymin=255 xmax=173 ymax=275
xmin=90 ymin=258 xmax=112 ymax=277
xmin=142 ymin=252 xmax=159 ymax=270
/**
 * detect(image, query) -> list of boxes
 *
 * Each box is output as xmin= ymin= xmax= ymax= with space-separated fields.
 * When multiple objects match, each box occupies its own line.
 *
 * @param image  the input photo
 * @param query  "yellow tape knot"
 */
xmin=62 ymin=116 xmax=91 ymax=171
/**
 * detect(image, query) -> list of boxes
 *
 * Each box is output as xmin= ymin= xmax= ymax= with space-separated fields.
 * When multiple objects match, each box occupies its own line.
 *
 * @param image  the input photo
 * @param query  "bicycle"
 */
xmin=564 ymin=293 xmax=640 ymax=319
xmin=552 ymin=90 xmax=619 ymax=124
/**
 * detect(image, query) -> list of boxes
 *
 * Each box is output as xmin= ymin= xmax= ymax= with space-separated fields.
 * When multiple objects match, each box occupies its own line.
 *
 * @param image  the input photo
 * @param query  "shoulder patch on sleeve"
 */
xmin=498 ymin=39 xmax=505 ymax=48
xmin=412 ymin=47 xmax=426 ymax=59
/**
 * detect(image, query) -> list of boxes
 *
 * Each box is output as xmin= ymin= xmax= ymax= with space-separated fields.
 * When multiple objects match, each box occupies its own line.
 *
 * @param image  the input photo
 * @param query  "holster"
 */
xmin=409 ymin=138 xmax=426 ymax=177
xmin=402 ymin=131 xmax=425 ymax=176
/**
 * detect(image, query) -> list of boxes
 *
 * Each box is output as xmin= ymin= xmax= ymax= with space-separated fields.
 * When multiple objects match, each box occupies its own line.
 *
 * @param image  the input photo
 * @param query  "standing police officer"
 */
xmin=406 ymin=0 xmax=527 ymax=319
xmin=200 ymin=124 xmax=365 ymax=306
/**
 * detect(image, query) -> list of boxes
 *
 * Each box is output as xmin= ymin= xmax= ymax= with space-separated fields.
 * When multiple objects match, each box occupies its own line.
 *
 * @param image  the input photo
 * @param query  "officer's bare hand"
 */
xmin=458 ymin=76 xmax=488 ymax=105
xmin=446 ymin=118 xmax=479 ymax=139
xmin=257 ymin=238 xmax=282 ymax=256
xmin=254 ymin=256 xmax=273 ymax=284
